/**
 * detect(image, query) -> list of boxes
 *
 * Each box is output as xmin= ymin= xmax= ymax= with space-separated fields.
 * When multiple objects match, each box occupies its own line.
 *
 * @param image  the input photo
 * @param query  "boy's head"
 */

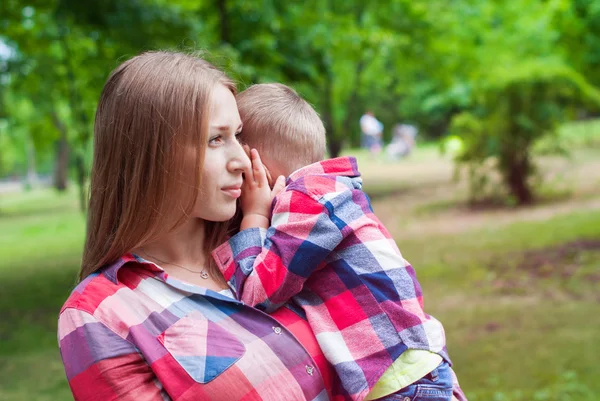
xmin=236 ymin=83 xmax=326 ymax=178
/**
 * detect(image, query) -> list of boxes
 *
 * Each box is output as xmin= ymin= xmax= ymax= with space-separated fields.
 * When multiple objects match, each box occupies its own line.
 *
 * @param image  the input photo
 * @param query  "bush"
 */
xmin=451 ymin=59 xmax=600 ymax=205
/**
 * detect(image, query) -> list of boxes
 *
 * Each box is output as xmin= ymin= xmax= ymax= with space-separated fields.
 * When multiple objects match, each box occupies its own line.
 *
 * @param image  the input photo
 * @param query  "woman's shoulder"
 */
xmin=61 ymin=274 xmax=111 ymax=314
xmin=58 ymin=257 xmax=159 ymax=343
xmin=57 ymin=269 xmax=124 ymax=343
xmin=60 ymin=256 xmax=141 ymax=317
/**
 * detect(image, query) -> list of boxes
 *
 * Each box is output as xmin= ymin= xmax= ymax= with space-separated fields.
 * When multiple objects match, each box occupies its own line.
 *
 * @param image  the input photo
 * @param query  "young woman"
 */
xmin=57 ymin=51 xmax=333 ymax=401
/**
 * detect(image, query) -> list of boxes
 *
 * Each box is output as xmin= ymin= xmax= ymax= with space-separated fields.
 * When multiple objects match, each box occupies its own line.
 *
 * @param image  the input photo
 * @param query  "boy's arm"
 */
xmin=213 ymin=188 xmax=344 ymax=312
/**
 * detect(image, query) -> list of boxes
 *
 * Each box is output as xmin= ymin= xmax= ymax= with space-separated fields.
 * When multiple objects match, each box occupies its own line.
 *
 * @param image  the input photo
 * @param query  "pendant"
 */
xmin=200 ymin=270 xmax=209 ymax=279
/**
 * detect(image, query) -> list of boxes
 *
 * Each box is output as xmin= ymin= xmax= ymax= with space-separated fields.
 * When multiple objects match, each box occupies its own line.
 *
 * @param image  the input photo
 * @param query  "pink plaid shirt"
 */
xmin=213 ymin=157 xmax=450 ymax=401
xmin=58 ymin=254 xmax=335 ymax=401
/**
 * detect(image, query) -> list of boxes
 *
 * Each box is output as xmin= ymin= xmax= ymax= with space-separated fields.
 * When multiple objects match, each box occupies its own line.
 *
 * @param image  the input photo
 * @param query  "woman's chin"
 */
xmin=206 ymin=210 xmax=237 ymax=223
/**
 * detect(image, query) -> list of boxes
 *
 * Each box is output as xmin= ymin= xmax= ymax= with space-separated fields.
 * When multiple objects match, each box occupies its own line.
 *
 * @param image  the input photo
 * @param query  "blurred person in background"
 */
xmin=360 ymin=110 xmax=383 ymax=158
xmin=57 ymin=51 xmax=334 ymax=401
xmin=386 ymin=123 xmax=418 ymax=160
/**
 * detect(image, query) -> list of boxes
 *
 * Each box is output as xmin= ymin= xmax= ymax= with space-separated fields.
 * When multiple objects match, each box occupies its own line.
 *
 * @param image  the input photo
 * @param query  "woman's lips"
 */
xmin=222 ymin=188 xmax=242 ymax=198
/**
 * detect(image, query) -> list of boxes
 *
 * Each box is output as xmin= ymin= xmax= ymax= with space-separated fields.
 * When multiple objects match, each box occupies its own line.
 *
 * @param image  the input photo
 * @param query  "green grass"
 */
xmin=1 ymin=135 xmax=599 ymax=400
xmin=559 ymin=118 xmax=600 ymax=148
xmin=410 ymin=211 xmax=600 ymax=400
xmin=0 ymin=188 xmax=84 ymax=401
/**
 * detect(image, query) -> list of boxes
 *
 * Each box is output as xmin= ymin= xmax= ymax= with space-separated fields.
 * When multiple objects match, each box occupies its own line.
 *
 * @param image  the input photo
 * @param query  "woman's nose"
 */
xmin=228 ymin=141 xmax=251 ymax=173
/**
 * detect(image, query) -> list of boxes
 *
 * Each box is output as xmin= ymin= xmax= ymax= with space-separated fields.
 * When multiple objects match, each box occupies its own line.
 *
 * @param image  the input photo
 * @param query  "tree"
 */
xmin=2 ymin=0 xmax=599 ymax=208
xmin=452 ymin=60 xmax=600 ymax=204
xmin=1 ymin=0 xmax=201 ymax=209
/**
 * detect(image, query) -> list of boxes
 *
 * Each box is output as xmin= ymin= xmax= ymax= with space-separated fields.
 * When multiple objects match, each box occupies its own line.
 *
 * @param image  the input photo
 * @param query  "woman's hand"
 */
xmin=240 ymin=149 xmax=286 ymax=230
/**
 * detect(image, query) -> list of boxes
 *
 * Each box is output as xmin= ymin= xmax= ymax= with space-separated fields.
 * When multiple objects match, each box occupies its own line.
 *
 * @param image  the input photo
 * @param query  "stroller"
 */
xmin=386 ymin=124 xmax=417 ymax=160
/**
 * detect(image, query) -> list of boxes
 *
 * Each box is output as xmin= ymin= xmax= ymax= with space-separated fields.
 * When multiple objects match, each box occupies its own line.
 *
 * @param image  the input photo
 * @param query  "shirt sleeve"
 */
xmin=58 ymin=308 xmax=167 ymax=401
xmin=213 ymin=189 xmax=344 ymax=313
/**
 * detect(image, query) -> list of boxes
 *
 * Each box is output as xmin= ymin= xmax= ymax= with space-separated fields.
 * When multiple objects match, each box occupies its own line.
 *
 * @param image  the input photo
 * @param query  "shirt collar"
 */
xmin=287 ymin=156 xmax=360 ymax=183
xmin=101 ymin=253 xmax=243 ymax=304
xmin=102 ymin=253 xmax=164 ymax=284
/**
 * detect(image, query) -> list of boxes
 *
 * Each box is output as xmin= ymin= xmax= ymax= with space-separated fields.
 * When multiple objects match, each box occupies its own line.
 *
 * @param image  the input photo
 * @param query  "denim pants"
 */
xmin=373 ymin=361 xmax=468 ymax=401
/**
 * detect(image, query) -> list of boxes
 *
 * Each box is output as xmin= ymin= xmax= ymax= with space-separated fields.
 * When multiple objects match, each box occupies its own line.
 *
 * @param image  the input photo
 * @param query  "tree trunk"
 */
xmin=54 ymin=136 xmax=69 ymax=191
xmin=58 ymin=24 xmax=89 ymax=212
xmin=327 ymin=136 xmax=343 ymax=158
xmin=342 ymin=4 xmax=367 ymax=148
xmin=74 ymin=151 xmax=86 ymax=213
xmin=322 ymin=66 xmax=343 ymax=158
xmin=51 ymin=111 xmax=69 ymax=191
xmin=342 ymin=61 xmax=365 ymax=148
xmin=216 ymin=0 xmax=229 ymax=44
xmin=25 ymin=136 xmax=38 ymax=190
xmin=503 ymin=151 xmax=533 ymax=205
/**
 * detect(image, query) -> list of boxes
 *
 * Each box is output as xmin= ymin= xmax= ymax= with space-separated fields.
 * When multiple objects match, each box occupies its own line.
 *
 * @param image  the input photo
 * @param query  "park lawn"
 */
xmin=1 ymin=143 xmax=599 ymax=400
xmin=0 ymin=188 xmax=84 ymax=401
xmin=411 ymin=211 xmax=600 ymax=401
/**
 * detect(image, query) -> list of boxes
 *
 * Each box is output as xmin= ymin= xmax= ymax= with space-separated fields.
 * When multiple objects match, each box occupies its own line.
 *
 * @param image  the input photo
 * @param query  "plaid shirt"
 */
xmin=58 ymin=254 xmax=334 ymax=401
xmin=213 ymin=157 xmax=450 ymax=401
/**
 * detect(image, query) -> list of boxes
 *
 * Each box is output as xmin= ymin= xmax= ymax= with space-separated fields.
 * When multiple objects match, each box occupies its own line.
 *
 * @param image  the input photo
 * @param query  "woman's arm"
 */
xmin=58 ymin=308 xmax=166 ymax=401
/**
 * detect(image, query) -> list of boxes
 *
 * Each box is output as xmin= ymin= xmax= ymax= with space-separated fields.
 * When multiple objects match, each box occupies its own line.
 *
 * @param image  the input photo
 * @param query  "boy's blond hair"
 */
xmin=237 ymin=83 xmax=326 ymax=175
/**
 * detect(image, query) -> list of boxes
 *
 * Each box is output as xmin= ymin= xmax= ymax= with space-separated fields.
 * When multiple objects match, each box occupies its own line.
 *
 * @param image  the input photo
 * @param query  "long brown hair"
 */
xmin=80 ymin=51 xmax=235 ymax=281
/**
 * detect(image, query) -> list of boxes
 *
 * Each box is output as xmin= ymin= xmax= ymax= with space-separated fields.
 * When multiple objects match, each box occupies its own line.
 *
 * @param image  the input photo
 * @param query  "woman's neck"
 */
xmin=132 ymin=218 xmax=228 ymax=291
xmin=135 ymin=218 xmax=207 ymax=268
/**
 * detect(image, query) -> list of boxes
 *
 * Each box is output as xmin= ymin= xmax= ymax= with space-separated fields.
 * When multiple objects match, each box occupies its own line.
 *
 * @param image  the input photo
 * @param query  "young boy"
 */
xmin=212 ymin=84 xmax=466 ymax=401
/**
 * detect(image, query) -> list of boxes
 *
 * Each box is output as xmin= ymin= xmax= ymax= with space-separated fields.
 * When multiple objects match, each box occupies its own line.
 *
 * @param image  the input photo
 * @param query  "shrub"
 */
xmin=451 ymin=60 xmax=600 ymax=205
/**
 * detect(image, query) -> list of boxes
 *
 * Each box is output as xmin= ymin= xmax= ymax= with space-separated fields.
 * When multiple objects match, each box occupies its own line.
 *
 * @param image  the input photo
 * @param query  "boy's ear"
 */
xmin=263 ymin=164 xmax=274 ymax=188
xmin=242 ymin=144 xmax=251 ymax=158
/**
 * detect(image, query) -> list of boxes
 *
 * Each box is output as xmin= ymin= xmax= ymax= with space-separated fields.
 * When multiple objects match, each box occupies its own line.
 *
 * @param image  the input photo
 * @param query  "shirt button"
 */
xmin=403 ymin=398 xmax=411 ymax=401
xmin=272 ymin=326 xmax=282 ymax=335
xmin=305 ymin=365 xmax=314 ymax=376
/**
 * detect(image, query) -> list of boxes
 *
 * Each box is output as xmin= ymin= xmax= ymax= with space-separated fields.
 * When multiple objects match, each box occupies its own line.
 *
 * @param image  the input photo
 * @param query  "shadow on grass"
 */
xmin=482 ymin=240 xmax=600 ymax=302
xmin=0 ymin=256 xmax=80 ymax=357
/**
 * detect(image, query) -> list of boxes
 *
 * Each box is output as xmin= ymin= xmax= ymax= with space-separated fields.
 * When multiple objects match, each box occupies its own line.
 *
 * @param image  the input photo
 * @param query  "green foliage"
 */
xmin=1 ymin=0 xmax=203 ymax=206
xmin=452 ymin=60 xmax=600 ymax=204
xmin=554 ymin=0 xmax=600 ymax=89
xmin=2 ymin=0 xmax=600 ymax=205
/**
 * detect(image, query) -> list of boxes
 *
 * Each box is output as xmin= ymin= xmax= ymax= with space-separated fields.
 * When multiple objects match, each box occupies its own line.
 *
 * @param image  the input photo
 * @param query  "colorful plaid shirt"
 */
xmin=213 ymin=157 xmax=450 ymax=401
xmin=58 ymin=254 xmax=335 ymax=401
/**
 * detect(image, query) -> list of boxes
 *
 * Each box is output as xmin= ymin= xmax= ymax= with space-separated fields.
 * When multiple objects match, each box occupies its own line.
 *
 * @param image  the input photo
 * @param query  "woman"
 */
xmin=58 ymin=51 xmax=333 ymax=401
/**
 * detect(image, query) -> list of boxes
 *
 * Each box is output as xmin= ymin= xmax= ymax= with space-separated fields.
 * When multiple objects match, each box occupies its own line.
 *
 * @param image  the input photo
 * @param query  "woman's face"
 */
xmin=193 ymin=84 xmax=250 ymax=222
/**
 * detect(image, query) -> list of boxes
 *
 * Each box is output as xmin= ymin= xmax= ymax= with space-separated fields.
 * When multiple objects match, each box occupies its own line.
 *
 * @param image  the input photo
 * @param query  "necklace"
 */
xmin=141 ymin=248 xmax=210 ymax=279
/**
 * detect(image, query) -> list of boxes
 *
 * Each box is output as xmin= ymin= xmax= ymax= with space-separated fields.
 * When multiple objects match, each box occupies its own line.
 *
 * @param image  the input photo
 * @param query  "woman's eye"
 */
xmin=209 ymin=135 xmax=223 ymax=145
xmin=235 ymin=131 xmax=244 ymax=143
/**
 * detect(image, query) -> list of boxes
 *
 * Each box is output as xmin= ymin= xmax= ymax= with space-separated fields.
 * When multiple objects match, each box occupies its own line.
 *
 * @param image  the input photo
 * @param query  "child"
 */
xmin=212 ymin=84 xmax=466 ymax=401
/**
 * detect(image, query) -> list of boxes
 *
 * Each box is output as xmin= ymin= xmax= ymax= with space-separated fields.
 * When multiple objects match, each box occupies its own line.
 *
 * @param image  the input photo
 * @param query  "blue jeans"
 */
xmin=361 ymin=134 xmax=382 ymax=151
xmin=373 ymin=361 xmax=459 ymax=401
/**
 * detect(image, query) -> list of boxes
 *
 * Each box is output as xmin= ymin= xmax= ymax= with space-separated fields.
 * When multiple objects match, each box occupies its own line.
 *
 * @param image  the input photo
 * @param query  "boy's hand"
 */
xmin=240 ymin=149 xmax=285 ymax=230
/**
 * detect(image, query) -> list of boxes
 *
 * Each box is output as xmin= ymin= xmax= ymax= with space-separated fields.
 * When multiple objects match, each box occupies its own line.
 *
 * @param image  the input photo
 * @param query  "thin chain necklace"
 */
xmin=141 ymin=248 xmax=210 ymax=279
